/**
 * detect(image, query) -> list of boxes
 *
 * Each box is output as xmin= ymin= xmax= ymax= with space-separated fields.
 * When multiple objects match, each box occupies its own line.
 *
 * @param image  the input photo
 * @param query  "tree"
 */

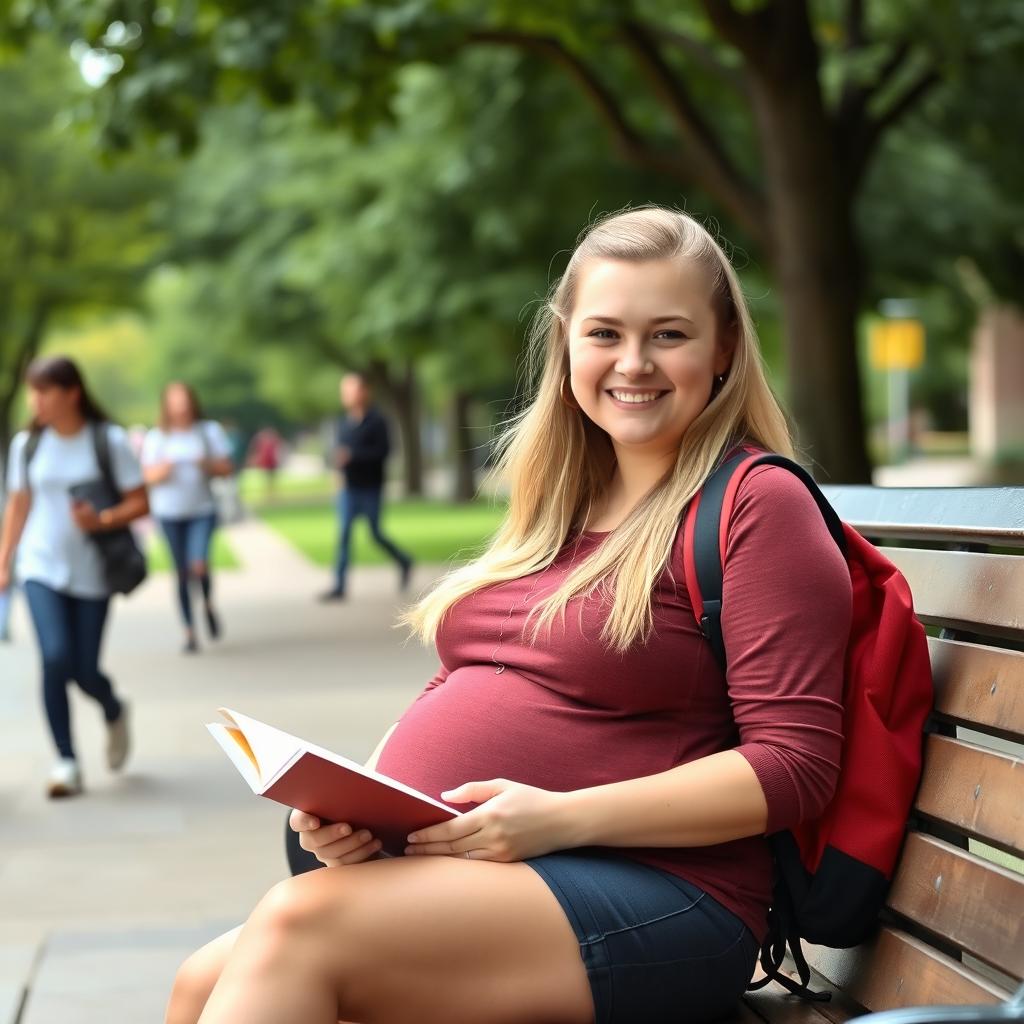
xmin=152 ymin=52 xmax=688 ymax=496
xmin=31 ymin=2 xmax=1022 ymax=479
xmin=0 ymin=37 xmax=166 ymax=459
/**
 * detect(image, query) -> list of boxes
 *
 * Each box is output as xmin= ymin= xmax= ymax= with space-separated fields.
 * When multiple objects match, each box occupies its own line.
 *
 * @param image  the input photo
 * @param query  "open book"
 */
xmin=207 ymin=708 xmax=460 ymax=856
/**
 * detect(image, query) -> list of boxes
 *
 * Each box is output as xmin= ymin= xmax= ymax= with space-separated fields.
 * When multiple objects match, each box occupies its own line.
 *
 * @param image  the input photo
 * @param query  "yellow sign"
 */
xmin=869 ymin=319 xmax=924 ymax=370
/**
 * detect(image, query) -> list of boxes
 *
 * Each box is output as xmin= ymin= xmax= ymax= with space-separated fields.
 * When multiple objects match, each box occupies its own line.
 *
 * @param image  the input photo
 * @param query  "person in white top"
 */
xmin=141 ymin=382 xmax=234 ymax=653
xmin=0 ymin=356 xmax=148 ymax=798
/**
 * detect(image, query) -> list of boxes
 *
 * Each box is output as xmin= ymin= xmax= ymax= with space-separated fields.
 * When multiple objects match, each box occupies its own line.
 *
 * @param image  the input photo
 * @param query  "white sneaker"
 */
xmin=46 ymin=758 xmax=83 ymax=799
xmin=107 ymin=702 xmax=131 ymax=772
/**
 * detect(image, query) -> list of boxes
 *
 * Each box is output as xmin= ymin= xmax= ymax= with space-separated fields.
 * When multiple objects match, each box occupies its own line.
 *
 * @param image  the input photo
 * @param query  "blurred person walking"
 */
xmin=247 ymin=427 xmax=283 ymax=500
xmin=319 ymin=372 xmax=413 ymax=601
xmin=0 ymin=356 xmax=147 ymax=798
xmin=142 ymin=383 xmax=234 ymax=654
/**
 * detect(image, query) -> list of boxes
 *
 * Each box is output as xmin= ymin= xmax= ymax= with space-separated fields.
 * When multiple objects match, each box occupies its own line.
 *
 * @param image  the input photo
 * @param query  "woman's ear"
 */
xmin=714 ymin=323 xmax=738 ymax=377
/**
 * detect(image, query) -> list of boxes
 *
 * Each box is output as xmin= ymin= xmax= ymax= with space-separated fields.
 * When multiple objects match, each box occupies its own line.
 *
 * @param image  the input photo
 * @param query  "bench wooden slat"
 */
xmin=886 ymin=832 xmax=1024 ymax=979
xmin=929 ymin=637 xmax=1024 ymax=742
xmin=879 ymin=547 xmax=1024 ymax=639
xmin=743 ymin=978 xmax=862 ymax=1024
xmin=819 ymin=487 xmax=1024 ymax=548
xmin=807 ymin=928 xmax=1012 ymax=1011
xmin=915 ymin=735 xmax=1024 ymax=857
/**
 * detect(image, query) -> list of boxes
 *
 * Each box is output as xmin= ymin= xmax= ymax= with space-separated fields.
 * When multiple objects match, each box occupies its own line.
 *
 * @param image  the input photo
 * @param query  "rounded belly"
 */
xmin=375 ymin=665 xmax=685 ymax=802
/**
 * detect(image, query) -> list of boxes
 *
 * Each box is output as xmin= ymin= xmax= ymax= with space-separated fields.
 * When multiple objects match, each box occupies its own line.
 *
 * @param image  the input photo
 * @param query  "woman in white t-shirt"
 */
xmin=0 ymin=356 xmax=148 ymax=798
xmin=141 ymin=382 xmax=234 ymax=653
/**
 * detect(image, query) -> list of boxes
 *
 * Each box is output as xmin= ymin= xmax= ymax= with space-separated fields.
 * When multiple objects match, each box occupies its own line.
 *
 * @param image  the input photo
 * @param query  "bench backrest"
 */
xmin=805 ymin=486 xmax=1024 ymax=1011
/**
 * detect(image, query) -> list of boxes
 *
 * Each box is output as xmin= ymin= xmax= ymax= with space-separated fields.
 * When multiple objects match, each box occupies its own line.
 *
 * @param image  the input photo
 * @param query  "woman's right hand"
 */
xmin=289 ymin=809 xmax=383 ymax=867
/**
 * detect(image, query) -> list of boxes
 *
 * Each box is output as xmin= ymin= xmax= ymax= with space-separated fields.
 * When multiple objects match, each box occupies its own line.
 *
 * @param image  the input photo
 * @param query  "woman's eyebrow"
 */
xmin=582 ymin=314 xmax=696 ymax=327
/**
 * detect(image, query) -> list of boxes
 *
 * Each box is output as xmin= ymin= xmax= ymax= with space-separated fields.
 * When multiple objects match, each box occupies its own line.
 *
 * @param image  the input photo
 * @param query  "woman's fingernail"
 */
xmin=338 ymin=824 xmax=351 ymax=837
xmin=407 ymin=833 xmax=418 ymax=843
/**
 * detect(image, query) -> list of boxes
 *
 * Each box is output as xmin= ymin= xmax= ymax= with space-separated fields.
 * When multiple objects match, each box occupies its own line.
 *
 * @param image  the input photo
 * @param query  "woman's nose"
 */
xmin=615 ymin=344 xmax=654 ymax=377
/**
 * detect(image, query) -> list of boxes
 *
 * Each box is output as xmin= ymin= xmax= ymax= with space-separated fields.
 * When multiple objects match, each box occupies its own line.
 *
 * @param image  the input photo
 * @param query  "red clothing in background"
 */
xmin=376 ymin=466 xmax=852 ymax=941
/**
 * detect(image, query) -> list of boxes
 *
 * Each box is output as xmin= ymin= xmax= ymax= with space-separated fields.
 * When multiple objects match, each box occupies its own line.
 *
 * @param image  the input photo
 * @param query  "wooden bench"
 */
xmin=732 ymin=484 xmax=1024 ymax=1024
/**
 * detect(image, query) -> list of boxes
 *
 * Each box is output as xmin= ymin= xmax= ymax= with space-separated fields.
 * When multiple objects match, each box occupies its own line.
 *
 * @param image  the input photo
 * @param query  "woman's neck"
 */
xmin=586 ymin=450 xmax=676 ymax=531
xmin=49 ymin=413 xmax=87 ymax=437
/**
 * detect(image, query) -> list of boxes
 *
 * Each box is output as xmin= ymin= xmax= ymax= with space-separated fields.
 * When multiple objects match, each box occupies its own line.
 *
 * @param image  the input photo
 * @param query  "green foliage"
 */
xmin=0 ymin=36 xmax=167 ymax=444
xmin=148 ymin=50 xmax=696 ymax=428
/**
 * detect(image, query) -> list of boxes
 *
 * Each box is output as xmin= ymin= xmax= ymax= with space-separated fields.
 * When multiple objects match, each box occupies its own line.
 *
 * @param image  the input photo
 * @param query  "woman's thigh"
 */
xmin=247 ymin=856 xmax=594 ymax=1024
xmin=23 ymin=581 xmax=72 ymax=666
xmin=184 ymin=514 xmax=216 ymax=567
xmin=67 ymin=594 xmax=110 ymax=677
xmin=159 ymin=519 xmax=190 ymax=574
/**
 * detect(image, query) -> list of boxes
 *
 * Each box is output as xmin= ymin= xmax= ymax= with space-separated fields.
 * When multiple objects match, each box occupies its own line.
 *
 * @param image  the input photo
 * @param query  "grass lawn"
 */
xmin=259 ymin=498 xmax=507 ymax=568
xmin=146 ymin=531 xmax=240 ymax=573
xmin=238 ymin=468 xmax=335 ymax=504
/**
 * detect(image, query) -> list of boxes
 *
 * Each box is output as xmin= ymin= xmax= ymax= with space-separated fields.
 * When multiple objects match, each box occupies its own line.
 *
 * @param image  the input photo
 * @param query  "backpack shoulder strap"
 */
xmin=683 ymin=452 xmax=846 ymax=673
xmin=91 ymin=421 xmax=118 ymax=495
xmin=23 ymin=430 xmax=43 ymax=488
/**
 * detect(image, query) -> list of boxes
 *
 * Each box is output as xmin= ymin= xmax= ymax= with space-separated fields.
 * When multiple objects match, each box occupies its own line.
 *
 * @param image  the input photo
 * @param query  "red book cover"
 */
xmin=208 ymin=708 xmax=460 ymax=857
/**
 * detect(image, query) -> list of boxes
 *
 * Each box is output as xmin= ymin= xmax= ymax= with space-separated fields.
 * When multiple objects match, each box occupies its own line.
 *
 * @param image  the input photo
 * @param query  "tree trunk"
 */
xmin=451 ymin=390 xmax=476 ymax=502
xmin=389 ymin=361 xmax=424 ymax=497
xmin=0 ymin=298 xmax=53 ymax=494
xmin=745 ymin=32 xmax=872 ymax=483
xmin=364 ymin=358 xmax=424 ymax=497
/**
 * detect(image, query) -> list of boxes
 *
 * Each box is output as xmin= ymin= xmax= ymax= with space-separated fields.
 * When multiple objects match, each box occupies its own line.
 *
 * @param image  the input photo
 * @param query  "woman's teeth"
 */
xmin=610 ymin=391 xmax=662 ymax=404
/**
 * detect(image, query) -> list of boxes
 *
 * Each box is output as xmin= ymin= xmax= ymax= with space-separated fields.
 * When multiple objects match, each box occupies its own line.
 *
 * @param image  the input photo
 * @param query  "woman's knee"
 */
xmin=40 ymin=645 xmax=73 ymax=682
xmin=250 ymin=873 xmax=346 ymax=944
xmin=166 ymin=926 xmax=240 ymax=1024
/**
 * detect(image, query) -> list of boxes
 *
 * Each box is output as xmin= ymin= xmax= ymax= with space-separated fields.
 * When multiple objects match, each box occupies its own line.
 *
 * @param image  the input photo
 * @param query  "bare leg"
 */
xmin=197 ymin=856 xmax=594 ymax=1024
xmin=167 ymin=926 xmax=360 ymax=1024
xmin=166 ymin=926 xmax=241 ymax=1024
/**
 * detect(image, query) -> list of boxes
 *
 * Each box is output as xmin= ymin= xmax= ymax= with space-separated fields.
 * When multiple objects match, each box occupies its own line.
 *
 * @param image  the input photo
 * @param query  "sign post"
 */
xmin=869 ymin=314 xmax=925 ymax=463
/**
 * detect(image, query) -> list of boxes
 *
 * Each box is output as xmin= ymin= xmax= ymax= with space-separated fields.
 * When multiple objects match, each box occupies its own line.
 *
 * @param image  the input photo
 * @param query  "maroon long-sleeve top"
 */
xmin=376 ymin=466 xmax=852 ymax=940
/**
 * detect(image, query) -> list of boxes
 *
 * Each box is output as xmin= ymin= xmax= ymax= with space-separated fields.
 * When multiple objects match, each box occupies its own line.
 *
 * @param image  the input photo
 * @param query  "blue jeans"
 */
xmin=23 ymin=581 xmax=122 ymax=760
xmin=333 ymin=486 xmax=410 ymax=592
xmin=158 ymin=514 xmax=217 ymax=629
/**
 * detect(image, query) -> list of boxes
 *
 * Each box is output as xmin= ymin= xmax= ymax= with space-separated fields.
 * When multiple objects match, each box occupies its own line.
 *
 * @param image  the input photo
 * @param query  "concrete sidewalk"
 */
xmin=0 ymin=518 xmax=440 ymax=1022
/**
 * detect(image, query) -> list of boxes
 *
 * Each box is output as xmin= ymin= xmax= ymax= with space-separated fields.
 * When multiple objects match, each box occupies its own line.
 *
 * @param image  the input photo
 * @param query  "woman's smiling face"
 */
xmin=566 ymin=257 xmax=732 ymax=459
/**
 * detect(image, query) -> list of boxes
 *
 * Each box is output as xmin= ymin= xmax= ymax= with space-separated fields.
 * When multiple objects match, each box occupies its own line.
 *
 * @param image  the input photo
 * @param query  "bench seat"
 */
xmin=723 ymin=485 xmax=1024 ymax=1024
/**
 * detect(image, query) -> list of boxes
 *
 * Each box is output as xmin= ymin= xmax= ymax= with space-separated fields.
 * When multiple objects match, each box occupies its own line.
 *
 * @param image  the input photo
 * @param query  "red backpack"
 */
xmin=683 ymin=450 xmax=934 ymax=999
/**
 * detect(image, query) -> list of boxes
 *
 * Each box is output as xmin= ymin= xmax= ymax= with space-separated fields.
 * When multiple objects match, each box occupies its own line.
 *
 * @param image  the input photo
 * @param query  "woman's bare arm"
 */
xmin=142 ymin=462 xmax=174 ymax=485
xmin=559 ymin=749 xmax=769 ymax=849
xmin=200 ymin=456 xmax=235 ymax=479
xmin=0 ymin=490 xmax=30 ymax=585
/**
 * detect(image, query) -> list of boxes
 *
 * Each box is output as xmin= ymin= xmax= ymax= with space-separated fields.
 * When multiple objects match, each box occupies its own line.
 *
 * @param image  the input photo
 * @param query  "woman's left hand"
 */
xmin=404 ymin=779 xmax=573 ymax=862
xmin=71 ymin=500 xmax=102 ymax=533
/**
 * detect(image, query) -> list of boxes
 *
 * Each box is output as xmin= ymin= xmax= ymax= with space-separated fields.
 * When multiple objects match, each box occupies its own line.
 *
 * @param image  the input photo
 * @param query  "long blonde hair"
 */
xmin=403 ymin=206 xmax=794 ymax=652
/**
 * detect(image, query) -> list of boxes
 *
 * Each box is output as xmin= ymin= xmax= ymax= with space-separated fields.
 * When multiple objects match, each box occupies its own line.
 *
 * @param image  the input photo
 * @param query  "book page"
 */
xmin=207 ymin=724 xmax=261 ymax=790
xmin=213 ymin=708 xmax=304 ymax=792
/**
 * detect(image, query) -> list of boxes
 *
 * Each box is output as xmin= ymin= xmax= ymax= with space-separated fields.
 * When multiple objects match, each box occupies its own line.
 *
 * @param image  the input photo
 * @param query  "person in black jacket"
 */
xmin=319 ymin=373 xmax=413 ymax=601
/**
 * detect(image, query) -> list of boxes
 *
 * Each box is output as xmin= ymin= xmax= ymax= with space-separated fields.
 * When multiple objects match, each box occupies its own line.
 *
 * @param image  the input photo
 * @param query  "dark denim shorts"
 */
xmin=524 ymin=849 xmax=759 ymax=1024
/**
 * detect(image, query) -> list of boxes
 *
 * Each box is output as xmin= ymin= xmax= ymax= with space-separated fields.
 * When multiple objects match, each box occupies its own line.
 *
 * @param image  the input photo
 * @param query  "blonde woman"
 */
xmin=167 ymin=208 xmax=851 ymax=1024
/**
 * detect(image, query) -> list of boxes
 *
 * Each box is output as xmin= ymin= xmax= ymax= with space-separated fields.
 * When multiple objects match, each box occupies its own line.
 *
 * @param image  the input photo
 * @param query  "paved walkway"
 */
xmin=0 ymin=518 xmax=440 ymax=1022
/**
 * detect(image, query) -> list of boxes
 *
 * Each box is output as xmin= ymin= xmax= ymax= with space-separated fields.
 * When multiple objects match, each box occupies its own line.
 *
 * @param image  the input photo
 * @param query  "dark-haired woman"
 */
xmin=0 ymin=356 xmax=148 ymax=798
xmin=141 ymin=382 xmax=234 ymax=654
